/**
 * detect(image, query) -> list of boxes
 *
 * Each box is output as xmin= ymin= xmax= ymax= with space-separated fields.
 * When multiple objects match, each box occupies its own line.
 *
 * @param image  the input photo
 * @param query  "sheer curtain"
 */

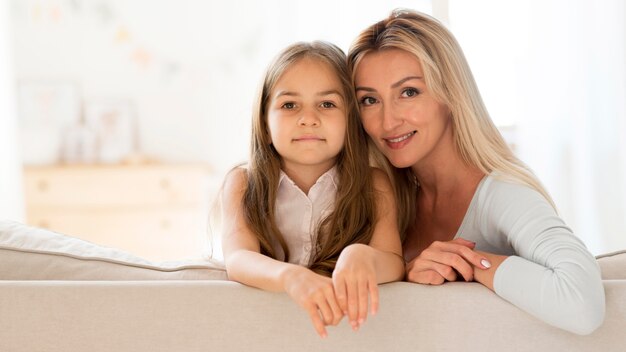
xmin=0 ymin=0 xmax=24 ymax=221
xmin=450 ymin=0 xmax=626 ymax=255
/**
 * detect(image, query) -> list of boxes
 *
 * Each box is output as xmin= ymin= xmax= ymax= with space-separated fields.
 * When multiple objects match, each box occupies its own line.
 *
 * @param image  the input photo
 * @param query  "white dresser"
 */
xmin=23 ymin=163 xmax=217 ymax=261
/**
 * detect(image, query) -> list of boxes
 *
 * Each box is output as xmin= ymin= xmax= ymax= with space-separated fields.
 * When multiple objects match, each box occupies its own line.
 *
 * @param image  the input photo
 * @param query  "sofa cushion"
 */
xmin=596 ymin=250 xmax=626 ymax=280
xmin=0 ymin=220 xmax=227 ymax=280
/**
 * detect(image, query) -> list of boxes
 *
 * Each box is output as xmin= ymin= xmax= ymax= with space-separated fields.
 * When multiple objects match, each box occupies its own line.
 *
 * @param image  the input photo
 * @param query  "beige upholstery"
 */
xmin=0 ymin=221 xmax=227 ymax=280
xmin=0 ymin=221 xmax=625 ymax=351
xmin=597 ymin=250 xmax=626 ymax=280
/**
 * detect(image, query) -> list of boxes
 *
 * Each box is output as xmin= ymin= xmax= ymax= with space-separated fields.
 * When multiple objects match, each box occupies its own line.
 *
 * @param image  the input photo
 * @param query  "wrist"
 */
xmin=473 ymin=251 xmax=508 ymax=290
xmin=279 ymin=263 xmax=304 ymax=291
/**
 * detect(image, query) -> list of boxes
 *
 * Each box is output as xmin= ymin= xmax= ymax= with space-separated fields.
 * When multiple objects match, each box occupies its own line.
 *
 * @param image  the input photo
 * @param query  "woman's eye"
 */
xmin=281 ymin=102 xmax=296 ymax=109
xmin=320 ymin=101 xmax=336 ymax=109
xmin=401 ymin=88 xmax=420 ymax=98
xmin=360 ymin=96 xmax=377 ymax=106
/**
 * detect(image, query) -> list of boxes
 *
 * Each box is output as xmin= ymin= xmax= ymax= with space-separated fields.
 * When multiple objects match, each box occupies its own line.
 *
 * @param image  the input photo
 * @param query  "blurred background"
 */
xmin=0 ymin=0 xmax=624 ymax=260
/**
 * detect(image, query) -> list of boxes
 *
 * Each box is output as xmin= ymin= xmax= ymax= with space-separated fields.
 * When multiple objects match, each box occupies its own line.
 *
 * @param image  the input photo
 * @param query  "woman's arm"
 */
xmin=474 ymin=179 xmax=605 ymax=335
xmin=332 ymin=168 xmax=404 ymax=330
xmin=221 ymin=168 xmax=343 ymax=338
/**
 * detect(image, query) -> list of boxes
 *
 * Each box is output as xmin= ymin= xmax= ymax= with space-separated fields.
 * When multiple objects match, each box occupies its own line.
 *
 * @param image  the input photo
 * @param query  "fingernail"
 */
xmin=321 ymin=332 xmax=327 ymax=339
xmin=358 ymin=318 xmax=364 ymax=325
xmin=481 ymin=259 xmax=492 ymax=268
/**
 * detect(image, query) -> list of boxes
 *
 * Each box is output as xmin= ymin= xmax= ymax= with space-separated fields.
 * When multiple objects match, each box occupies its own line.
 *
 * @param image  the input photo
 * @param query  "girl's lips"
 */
xmin=383 ymin=131 xmax=416 ymax=149
xmin=293 ymin=135 xmax=325 ymax=142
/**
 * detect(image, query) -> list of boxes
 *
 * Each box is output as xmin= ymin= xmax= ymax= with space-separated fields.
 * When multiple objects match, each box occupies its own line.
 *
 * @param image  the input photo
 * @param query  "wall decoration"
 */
xmin=84 ymin=100 xmax=138 ymax=163
xmin=17 ymin=80 xmax=80 ymax=126
xmin=17 ymin=80 xmax=81 ymax=165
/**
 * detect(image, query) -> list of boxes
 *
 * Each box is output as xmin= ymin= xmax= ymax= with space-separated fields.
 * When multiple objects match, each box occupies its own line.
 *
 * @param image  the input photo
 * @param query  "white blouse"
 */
xmin=272 ymin=167 xmax=338 ymax=266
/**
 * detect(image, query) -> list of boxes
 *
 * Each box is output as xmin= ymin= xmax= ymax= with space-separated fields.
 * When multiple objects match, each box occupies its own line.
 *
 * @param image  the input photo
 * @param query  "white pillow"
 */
xmin=0 ymin=220 xmax=228 ymax=280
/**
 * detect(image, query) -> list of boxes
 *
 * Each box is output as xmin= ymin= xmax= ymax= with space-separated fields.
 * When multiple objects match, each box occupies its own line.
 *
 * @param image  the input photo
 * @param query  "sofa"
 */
xmin=1 ymin=220 xmax=625 ymax=352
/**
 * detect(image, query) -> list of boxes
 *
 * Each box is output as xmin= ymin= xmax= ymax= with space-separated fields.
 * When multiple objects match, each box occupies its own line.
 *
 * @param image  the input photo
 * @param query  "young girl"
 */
xmin=220 ymin=41 xmax=404 ymax=338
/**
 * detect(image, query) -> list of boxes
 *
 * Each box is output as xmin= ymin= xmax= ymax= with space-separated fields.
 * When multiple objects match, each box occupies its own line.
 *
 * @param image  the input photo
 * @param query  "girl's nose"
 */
xmin=382 ymin=103 xmax=403 ymax=131
xmin=298 ymin=109 xmax=320 ymax=126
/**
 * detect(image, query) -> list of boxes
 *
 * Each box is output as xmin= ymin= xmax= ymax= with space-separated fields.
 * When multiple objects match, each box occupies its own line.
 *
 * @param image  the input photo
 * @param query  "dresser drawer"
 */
xmin=27 ymin=206 xmax=210 ymax=261
xmin=24 ymin=165 xmax=212 ymax=207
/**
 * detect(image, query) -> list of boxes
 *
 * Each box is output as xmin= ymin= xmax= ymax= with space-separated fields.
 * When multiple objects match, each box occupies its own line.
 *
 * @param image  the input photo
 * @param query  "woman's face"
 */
xmin=354 ymin=48 xmax=452 ymax=170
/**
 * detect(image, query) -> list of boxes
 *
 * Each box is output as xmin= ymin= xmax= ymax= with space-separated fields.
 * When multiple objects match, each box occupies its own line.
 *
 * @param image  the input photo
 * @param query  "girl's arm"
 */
xmin=332 ymin=168 xmax=404 ymax=330
xmin=221 ymin=168 xmax=342 ymax=338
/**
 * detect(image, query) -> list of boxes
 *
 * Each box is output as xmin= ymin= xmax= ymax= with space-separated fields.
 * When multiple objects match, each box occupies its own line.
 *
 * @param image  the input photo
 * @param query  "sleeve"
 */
xmin=483 ymin=180 xmax=605 ymax=335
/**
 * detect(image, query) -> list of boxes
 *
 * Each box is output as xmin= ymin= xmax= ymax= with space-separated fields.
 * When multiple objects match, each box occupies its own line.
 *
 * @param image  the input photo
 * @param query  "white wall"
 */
xmin=10 ymin=0 xmax=431 ymax=176
xmin=450 ymin=0 xmax=626 ymax=254
xmin=0 ymin=0 xmax=24 ymax=221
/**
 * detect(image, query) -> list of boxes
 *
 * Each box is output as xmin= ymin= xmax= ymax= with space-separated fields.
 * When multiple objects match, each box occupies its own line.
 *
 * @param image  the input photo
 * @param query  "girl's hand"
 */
xmin=405 ymin=238 xmax=490 ymax=284
xmin=282 ymin=266 xmax=343 ymax=338
xmin=332 ymin=243 xmax=378 ymax=331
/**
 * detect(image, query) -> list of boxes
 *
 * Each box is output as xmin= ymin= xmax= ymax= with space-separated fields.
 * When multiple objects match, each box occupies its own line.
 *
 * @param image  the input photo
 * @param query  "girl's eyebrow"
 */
xmin=317 ymin=89 xmax=342 ymax=97
xmin=275 ymin=91 xmax=298 ymax=98
xmin=355 ymin=76 xmax=423 ymax=93
xmin=274 ymin=90 xmax=343 ymax=98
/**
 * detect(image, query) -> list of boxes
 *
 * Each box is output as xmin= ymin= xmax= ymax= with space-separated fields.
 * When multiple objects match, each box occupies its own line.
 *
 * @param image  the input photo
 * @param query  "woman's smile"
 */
xmin=384 ymin=131 xmax=416 ymax=149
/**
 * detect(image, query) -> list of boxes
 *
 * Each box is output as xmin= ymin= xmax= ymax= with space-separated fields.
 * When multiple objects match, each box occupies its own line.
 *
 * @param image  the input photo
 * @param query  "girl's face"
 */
xmin=354 ymin=48 xmax=452 ymax=170
xmin=267 ymin=57 xmax=347 ymax=173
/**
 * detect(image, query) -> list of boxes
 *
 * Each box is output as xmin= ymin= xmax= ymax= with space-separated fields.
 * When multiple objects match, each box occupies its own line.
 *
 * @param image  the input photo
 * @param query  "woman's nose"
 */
xmin=382 ymin=103 xmax=403 ymax=131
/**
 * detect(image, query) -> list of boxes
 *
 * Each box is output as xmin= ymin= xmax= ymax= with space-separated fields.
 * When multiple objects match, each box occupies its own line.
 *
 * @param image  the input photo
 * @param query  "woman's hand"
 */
xmin=332 ymin=243 xmax=379 ymax=331
xmin=405 ymin=238 xmax=491 ymax=285
xmin=282 ymin=265 xmax=343 ymax=338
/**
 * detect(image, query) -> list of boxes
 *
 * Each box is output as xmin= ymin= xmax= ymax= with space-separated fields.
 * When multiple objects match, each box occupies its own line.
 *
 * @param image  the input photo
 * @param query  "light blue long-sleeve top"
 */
xmin=456 ymin=174 xmax=605 ymax=335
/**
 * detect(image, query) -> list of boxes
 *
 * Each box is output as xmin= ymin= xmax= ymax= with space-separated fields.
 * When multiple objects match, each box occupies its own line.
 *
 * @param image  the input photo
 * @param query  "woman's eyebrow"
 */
xmin=355 ymin=76 xmax=423 ymax=93
xmin=391 ymin=76 xmax=423 ymax=88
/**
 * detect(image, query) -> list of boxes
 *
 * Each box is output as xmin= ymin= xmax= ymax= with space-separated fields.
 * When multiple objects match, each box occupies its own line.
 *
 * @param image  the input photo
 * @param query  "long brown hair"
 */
xmin=244 ymin=41 xmax=375 ymax=276
xmin=348 ymin=9 xmax=555 ymax=237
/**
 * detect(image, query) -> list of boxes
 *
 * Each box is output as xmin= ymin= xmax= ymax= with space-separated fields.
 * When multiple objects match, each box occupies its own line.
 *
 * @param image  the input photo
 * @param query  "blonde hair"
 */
xmin=348 ymin=9 xmax=555 ymax=236
xmin=244 ymin=41 xmax=375 ymax=276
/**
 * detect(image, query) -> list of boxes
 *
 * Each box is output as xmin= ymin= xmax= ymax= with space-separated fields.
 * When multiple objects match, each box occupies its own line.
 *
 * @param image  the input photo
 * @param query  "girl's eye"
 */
xmin=401 ymin=88 xmax=420 ymax=98
xmin=320 ymin=101 xmax=336 ymax=109
xmin=360 ymin=96 xmax=377 ymax=106
xmin=281 ymin=102 xmax=296 ymax=109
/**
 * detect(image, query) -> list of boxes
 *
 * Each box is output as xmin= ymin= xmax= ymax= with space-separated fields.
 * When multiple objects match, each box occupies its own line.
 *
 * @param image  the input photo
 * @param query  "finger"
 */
xmin=332 ymin=275 xmax=348 ymax=315
xmin=409 ymin=253 xmax=460 ymax=281
xmin=451 ymin=238 xmax=476 ymax=248
xmin=346 ymin=279 xmax=359 ymax=330
xmin=430 ymin=262 xmax=458 ymax=282
xmin=407 ymin=269 xmax=445 ymax=285
xmin=325 ymin=286 xmax=344 ymax=326
xmin=421 ymin=250 xmax=473 ymax=281
xmin=307 ymin=305 xmax=327 ymax=338
xmin=368 ymin=279 xmax=379 ymax=316
xmin=316 ymin=298 xmax=335 ymax=326
xmin=434 ymin=242 xmax=488 ymax=271
xmin=458 ymin=246 xmax=491 ymax=270
xmin=357 ymin=279 xmax=369 ymax=327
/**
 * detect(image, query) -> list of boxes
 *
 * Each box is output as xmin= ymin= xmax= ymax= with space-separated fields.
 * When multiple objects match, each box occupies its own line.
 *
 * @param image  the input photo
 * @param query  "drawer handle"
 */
xmin=37 ymin=180 xmax=49 ymax=192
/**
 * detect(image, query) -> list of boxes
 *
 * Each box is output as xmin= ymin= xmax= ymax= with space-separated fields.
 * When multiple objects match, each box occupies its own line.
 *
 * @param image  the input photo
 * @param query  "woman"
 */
xmin=347 ymin=9 xmax=605 ymax=335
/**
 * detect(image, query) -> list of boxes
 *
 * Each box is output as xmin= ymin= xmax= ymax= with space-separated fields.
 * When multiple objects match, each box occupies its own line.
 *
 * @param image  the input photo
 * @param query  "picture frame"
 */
xmin=84 ymin=100 xmax=138 ymax=163
xmin=17 ymin=80 xmax=81 ymax=165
